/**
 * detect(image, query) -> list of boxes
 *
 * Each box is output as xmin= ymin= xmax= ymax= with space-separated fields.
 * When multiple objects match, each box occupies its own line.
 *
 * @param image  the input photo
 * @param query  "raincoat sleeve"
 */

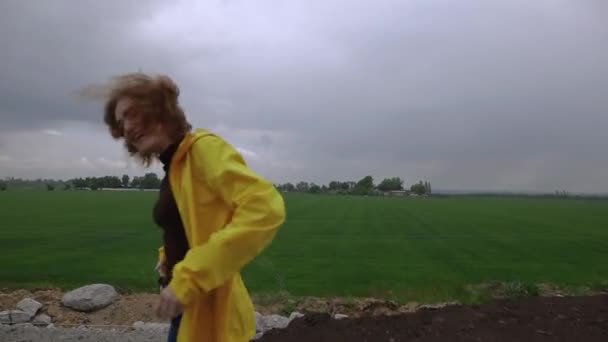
xmin=169 ymin=134 xmax=286 ymax=305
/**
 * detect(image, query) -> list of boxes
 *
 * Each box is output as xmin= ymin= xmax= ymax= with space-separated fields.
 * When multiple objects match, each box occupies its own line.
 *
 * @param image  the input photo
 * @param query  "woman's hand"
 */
xmin=155 ymin=259 xmax=167 ymax=277
xmin=155 ymin=286 xmax=184 ymax=320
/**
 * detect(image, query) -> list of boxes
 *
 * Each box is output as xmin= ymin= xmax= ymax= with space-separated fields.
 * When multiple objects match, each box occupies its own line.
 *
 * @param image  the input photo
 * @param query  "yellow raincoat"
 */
xmin=157 ymin=128 xmax=286 ymax=341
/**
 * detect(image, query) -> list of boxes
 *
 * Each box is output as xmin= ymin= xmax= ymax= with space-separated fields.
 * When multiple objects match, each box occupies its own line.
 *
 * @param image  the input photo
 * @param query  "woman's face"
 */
xmin=114 ymin=97 xmax=167 ymax=154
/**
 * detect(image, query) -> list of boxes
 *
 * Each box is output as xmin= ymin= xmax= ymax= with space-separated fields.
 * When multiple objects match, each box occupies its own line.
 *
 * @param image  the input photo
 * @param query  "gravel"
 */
xmin=0 ymin=313 xmax=295 ymax=341
xmin=0 ymin=324 xmax=166 ymax=342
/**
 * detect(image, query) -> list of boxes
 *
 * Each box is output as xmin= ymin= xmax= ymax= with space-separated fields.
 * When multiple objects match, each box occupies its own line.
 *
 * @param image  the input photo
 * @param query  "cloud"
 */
xmin=0 ymin=0 xmax=607 ymax=192
xmin=96 ymin=157 xmax=128 ymax=169
xmin=43 ymin=130 xmax=63 ymax=137
xmin=236 ymin=147 xmax=258 ymax=160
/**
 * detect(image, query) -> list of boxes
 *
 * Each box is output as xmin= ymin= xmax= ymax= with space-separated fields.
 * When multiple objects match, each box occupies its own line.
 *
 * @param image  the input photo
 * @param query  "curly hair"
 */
xmin=101 ymin=73 xmax=192 ymax=166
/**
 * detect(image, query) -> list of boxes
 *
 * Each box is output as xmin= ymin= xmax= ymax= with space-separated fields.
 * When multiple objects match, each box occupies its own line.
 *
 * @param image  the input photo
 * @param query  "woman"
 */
xmin=100 ymin=73 xmax=286 ymax=342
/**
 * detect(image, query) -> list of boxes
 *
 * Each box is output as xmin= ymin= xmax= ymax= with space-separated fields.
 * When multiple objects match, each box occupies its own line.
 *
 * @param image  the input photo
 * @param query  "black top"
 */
xmin=153 ymin=138 xmax=190 ymax=286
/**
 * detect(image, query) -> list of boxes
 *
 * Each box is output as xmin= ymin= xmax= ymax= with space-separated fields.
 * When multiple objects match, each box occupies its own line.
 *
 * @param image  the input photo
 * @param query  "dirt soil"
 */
xmin=3 ymin=289 xmax=608 ymax=341
xmin=0 ymin=288 xmax=429 ymax=326
xmin=259 ymin=294 xmax=608 ymax=342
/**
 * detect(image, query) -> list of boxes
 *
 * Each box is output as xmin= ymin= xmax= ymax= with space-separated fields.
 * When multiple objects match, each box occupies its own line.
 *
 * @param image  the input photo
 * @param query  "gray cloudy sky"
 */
xmin=0 ymin=0 xmax=606 ymax=193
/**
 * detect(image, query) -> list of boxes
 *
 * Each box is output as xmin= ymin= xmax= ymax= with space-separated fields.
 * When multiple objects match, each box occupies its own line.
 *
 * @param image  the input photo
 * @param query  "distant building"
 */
xmin=384 ymin=190 xmax=411 ymax=197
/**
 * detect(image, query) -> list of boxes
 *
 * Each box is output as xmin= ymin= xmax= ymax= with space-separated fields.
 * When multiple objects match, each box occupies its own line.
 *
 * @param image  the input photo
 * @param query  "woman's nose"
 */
xmin=123 ymin=121 xmax=136 ymax=138
xmin=123 ymin=120 xmax=133 ymax=133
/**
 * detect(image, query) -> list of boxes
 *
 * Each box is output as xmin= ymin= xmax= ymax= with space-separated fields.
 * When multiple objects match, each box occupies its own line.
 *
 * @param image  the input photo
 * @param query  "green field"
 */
xmin=1 ymin=190 xmax=608 ymax=302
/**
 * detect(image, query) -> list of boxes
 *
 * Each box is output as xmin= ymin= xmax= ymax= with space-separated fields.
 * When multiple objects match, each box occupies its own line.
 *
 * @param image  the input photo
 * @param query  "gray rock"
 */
xmin=32 ymin=313 xmax=52 ymax=326
xmin=47 ymin=323 xmax=56 ymax=329
xmin=132 ymin=321 xmax=170 ymax=333
xmin=289 ymin=311 xmax=305 ymax=321
xmin=419 ymin=301 xmax=460 ymax=310
xmin=334 ymin=313 xmax=349 ymax=320
xmin=259 ymin=314 xmax=290 ymax=330
xmin=255 ymin=312 xmax=263 ymax=332
xmin=16 ymin=298 xmax=43 ymax=317
xmin=255 ymin=312 xmax=298 ymax=339
xmin=12 ymin=310 xmax=33 ymax=323
xmin=62 ymin=284 xmax=118 ymax=312
xmin=0 ymin=311 xmax=9 ymax=324
xmin=15 ymin=322 xmax=34 ymax=328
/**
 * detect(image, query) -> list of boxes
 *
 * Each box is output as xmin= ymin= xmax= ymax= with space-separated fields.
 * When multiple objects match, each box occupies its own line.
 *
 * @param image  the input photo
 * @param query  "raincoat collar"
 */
xmin=171 ymin=129 xmax=213 ymax=165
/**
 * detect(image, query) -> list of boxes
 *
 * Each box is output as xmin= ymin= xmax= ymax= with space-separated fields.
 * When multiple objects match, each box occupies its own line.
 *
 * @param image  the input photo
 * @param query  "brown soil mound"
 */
xmin=258 ymin=294 xmax=608 ymax=342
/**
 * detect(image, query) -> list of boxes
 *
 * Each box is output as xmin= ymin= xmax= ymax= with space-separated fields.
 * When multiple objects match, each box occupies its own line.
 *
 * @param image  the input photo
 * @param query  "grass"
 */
xmin=1 ymin=190 xmax=608 ymax=304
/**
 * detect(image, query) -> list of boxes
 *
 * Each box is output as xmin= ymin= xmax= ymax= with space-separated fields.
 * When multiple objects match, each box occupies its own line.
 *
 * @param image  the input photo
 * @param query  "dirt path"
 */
xmin=259 ymin=294 xmax=608 ymax=342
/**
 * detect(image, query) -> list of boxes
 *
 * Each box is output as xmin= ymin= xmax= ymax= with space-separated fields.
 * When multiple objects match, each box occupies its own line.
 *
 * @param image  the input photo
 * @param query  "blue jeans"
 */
xmin=167 ymin=314 xmax=182 ymax=342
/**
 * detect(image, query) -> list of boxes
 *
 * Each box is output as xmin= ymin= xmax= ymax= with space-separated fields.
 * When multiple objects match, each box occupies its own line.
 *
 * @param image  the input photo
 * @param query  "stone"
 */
xmin=0 ymin=311 xmax=9 ymax=324
xmin=289 ymin=312 xmax=305 ymax=321
xmin=334 ymin=313 xmax=349 ymax=320
xmin=16 ymin=298 xmax=43 ymax=318
xmin=132 ymin=321 xmax=170 ymax=333
xmin=259 ymin=314 xmax=290 ymax=330
xmin=32 ymin=313 xmax=52 ymax=326
xmin=254 ymin=312 xmax=297 ymax=338
xmin=255 ymin=312 xmax=263 ymax=332
xmin=62 ymin=284 xmax=118 ymax=312
xmin=12 ymin=310 xmax=32 ymax=324
xmin=419 ymin=301 xmax=460 ymax=310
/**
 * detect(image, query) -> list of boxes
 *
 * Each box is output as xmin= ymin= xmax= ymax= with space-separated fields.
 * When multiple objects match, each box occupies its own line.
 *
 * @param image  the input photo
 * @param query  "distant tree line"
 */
xmin=275 ymin=176 xmax=433 ymax=197
xmin=0 ymin=174 xmax=163 ymax=191
xmin=69 ymin=173 xmax=162 ymax=190
xmin=1 ymin=174 xmax=433 ymax=196
xmin=0 ymin=177 xmax=67 ymax=191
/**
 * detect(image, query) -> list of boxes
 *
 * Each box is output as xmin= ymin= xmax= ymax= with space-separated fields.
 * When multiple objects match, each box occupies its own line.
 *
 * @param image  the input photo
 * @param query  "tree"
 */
xmin=309 ymin=183 xmax=321 ymax=194
xmin=358 ymin=176 xmax=374 ymax=189
xmin=296 ymin=181 xmax=309 ymax=192
xmin=122 ymin=174 xmax=130 ymax=188
xmin=63 ymin=183 xmax=72 ymax=191
xmin=141 ymin=173 xmax=161 ymax=189
xmin=86 ymin=177 xmax=100 ymax=190
xmin=0 ymin=181 xmax=6 ymax=191
xmin=410 ymin=181 xmax=426 ymax=195
xmin=328 ymin=181 xmax=341 ymax=191
xmin=353 ymin=175 xmax=374 ymax=195
xmin=377 ymin=177 xmax=404 ymax=191
xmin=282 ymin=183 xmax=295 ymax=192
xmin=70 ymin=178 xmax=87 ymax=189
xmin=131 ymin=176 xmax=144 ymax=189
xmin=46 ymin=183 xmax=55 ymax=191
